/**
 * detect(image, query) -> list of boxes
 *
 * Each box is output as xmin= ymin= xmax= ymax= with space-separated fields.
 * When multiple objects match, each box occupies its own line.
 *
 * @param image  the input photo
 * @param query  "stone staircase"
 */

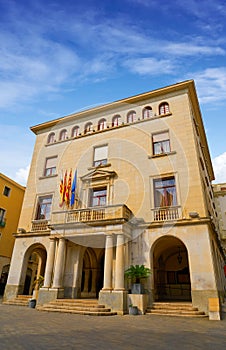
xmin=146 ymin=302 xmax=207 ymax=318
xmin=36 ymin=299 xmax=117 ymax=316
xmin=3 ymin=295 xmax=31 ymax=307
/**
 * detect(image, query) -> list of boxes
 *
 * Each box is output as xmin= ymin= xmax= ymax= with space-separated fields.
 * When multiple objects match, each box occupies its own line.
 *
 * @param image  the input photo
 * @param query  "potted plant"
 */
xmin=128 ymin=304 xmax=138 ymax=315
xmin=125 ymin=264 xmax=151 ymax=294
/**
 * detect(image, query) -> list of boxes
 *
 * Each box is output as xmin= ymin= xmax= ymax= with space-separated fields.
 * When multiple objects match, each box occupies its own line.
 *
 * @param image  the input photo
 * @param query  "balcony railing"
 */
xmin=31 ymin=219 xmax=49 ymax=231
xmin=66 ymin=204 xmax=132 ymax=224
xmin=152 ymin=206 xmax=181 ymax=221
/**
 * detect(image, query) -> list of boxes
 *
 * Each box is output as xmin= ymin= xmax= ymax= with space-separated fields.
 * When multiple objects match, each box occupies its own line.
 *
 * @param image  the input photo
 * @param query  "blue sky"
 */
xmin=0 ymin=0 xmax=226 ymax=186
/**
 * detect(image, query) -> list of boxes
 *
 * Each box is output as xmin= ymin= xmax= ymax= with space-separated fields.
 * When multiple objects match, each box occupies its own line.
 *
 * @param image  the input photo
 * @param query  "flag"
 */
xmin=70 ymin=170 xmax=77 ymax=207
xmin=65 ymin=169 xmax=72 ymax=206
xmin=59 ymin=170 xmax=64 ymax=207
xmin=59 ymin=170 xmax=67 ymax=207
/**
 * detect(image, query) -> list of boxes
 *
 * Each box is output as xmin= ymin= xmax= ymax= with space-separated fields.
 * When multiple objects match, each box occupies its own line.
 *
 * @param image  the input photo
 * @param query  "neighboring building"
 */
xmin=0 ymin=173 xmax=25 ymax=295
xmin=4 ymin=80 xmax=226 ymax=316
xmin=213 ymin=183 xmax=226 ymax=261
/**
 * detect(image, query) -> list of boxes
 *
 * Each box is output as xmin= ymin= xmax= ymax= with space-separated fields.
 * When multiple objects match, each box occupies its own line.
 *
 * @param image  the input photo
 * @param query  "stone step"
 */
xmin=39 ymin=304 xmax=111 ymax=312
xmin=146 ymin=302 xmax=207 ymax=318
xmin=4 ymin=300 xmax=29 ymax=306
xmin=3 ymin=295 xmax=32 ymax=307
xmin=37 ymin=306 xmax=117 ymax=316
xmin=148 ymin=309 xmax=205 ymax=316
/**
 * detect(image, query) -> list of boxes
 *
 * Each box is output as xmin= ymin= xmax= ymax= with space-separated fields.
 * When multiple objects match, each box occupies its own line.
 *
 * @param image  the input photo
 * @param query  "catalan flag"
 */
xmin=65 ymin=169 xmax=72 ymax=206
xmin=59 ymin=170 xmax=67 ymax=207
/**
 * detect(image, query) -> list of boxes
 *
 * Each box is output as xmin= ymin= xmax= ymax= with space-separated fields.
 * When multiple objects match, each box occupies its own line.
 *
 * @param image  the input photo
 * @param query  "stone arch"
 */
xmin=20 ymin=243 xmax=47 ymax=296
xmin=151 ymin=235 xmax=191 ymax=301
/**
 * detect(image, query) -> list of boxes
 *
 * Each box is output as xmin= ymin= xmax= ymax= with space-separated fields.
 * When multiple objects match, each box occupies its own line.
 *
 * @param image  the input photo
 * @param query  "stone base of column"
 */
xmin=37 ymin=287 xmax=64 ymax=305
xmin=99 ymin=290 xmax=128 ymax=315
xmin=3 ymin=284 xmax=22 ymax=302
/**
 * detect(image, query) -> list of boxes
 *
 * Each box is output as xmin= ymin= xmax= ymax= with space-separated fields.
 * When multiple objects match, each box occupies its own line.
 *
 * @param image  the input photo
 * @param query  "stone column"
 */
xmin=102 ymin=234 xmax=113 ymax=290
xmin=43 ymin=237 xmax=56 ymax=288
xmin=52 ymin=237 xmax=66 ymax=288
xmin=114 ymin=234 xmax=125 ymax=291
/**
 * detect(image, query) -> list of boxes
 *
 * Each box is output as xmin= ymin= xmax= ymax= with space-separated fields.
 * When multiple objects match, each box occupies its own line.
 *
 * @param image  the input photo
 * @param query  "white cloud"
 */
xmin=124 ymin=57 xmax=175 ymax=75
xmin=212 ymin=152 xmax=226 ymax=183
xmin=15 ymin=165 xmax=30 ymax=187
xmin=192 ymin=67 xmax=226 ymax=103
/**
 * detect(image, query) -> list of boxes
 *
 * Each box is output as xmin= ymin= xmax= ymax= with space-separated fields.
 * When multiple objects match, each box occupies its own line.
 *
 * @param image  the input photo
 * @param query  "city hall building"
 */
xmin=4 ymin=80 xmax=226 ymax=316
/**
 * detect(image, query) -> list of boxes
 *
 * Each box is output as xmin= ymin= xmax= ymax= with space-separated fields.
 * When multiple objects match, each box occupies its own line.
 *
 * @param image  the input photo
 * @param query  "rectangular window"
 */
xmin=3 ymin=186 xmax=11 ymax=197
xmin=0 ymin=208 xmax=6 ymax=227
xmin=44 ymin=157 xmax=57 ymax=176
xmin=35 ymin=196 xmax=52 ymax=220
xmin=90 ymin=188 xmax=107 ymax=207
xmin=154 ymin=177 xmax=177 ymax=207
xmin=152 ymin=132 xmax=170 ymax=155
xmin=93 ymin=145 xmax=108 ymax=167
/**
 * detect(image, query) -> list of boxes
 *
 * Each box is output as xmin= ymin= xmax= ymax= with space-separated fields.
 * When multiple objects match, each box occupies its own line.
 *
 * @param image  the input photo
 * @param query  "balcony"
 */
xmin=152 ymin=206 xmax=181 ymax=222
xmin=31 ymin=219 xmax=49 ymax=231
xmin=66 ymin=204 xmax=133 ymax=225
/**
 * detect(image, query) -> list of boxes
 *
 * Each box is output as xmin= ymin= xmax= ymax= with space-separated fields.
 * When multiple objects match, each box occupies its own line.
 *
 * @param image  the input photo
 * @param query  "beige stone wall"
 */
xmin=18 ymin=87 xmax=212 ymax=230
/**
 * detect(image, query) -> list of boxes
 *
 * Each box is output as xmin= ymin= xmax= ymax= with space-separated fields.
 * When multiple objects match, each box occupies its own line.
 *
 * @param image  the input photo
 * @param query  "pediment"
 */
xmin=81 ymin=168 xmax=117 ymax=182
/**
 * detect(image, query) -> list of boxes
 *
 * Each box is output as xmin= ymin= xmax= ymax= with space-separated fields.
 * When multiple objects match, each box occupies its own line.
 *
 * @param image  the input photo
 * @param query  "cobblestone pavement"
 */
xmin=0 ymin=302 xmax=225 ymax=350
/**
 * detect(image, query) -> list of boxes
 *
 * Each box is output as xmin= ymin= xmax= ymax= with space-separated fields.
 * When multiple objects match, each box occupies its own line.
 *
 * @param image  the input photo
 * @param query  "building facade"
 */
xmin=0 ymin=173 xmax=25 ymax=295
xmin=213 ymin=184 xmax=226 ymax=261
xmin=4 ymin=80 xmax=226 ymax=315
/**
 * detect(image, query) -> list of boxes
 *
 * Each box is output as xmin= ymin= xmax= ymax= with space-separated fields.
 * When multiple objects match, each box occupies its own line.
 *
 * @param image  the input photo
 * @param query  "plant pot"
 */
xmin=129 ymin=306 xmax=138 ymax=315
xmin=131 ymin=283 xmax=144 ymax=294
xmin=28 ymin=299 xmax=36 ymax=308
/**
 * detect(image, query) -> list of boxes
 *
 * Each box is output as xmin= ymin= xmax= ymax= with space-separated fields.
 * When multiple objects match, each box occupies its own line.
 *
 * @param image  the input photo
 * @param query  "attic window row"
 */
xmin=47 ymin=102 xmax=170 ymax=144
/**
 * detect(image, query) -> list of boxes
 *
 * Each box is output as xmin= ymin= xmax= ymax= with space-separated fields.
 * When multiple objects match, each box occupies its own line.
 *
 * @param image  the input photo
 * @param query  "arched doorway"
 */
xmin=81 ymin=248 xmax=104 ymax=299
xmin=21 ymin=244 xmax=47 ymax=297
xmin=152 ymin=236 xmax=191 ymax=301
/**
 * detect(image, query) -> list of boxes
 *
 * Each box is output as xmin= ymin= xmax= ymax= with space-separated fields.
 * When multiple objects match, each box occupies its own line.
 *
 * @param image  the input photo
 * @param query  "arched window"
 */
xmin=59 ymin=129 xmax=68 ymax=141
xmin=98 ymin=118 xmax=107 ymax=131
xmin=143 ymin=106 xmax=153 ymax=119
xmin=84 ymin=122 xmax=93 ymax=134
xmin=71 ymin=126 xmax=79 ymax=137
xmin=127 ymin=111 xmax=136 ymax=123
xmin=159 ymin=102 xmax=170 ymax=115
xmin=112 ymin=115 xmax=121 ymax=127
xmin=47 ymin=132 xmax=55 ymax=144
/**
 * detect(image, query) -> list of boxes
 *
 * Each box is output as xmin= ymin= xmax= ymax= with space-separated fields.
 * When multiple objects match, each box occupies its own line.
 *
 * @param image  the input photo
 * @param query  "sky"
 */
xmin=0 ymin=0 xmax=226 ymax=186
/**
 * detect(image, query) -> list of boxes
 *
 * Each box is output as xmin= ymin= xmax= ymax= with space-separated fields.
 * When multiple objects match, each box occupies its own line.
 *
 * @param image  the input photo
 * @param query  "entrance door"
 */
xmin=153 ymin=237 xmax=191 ymax=301
xmin=81 ymin=248 xmax=104 ymax=298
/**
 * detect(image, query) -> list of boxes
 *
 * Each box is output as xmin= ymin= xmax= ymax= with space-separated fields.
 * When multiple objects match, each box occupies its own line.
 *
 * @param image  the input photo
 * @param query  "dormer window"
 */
xmin=159 ymin=102 xmax=170 ymax=115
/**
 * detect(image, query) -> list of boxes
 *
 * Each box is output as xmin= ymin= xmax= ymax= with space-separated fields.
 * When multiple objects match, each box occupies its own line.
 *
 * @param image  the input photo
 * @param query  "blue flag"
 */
xmin=70 ymin=170 xmax=77 ymax=207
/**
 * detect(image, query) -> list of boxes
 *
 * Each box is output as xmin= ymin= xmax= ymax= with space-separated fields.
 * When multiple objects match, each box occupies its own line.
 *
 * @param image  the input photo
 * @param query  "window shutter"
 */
xmin=153 ymin=132 xmax=169 ymax=142
xmin=46 ymin=157 xmax=57 ymax=168
xmin=94 ymin=146 xmax=108 ymax=161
